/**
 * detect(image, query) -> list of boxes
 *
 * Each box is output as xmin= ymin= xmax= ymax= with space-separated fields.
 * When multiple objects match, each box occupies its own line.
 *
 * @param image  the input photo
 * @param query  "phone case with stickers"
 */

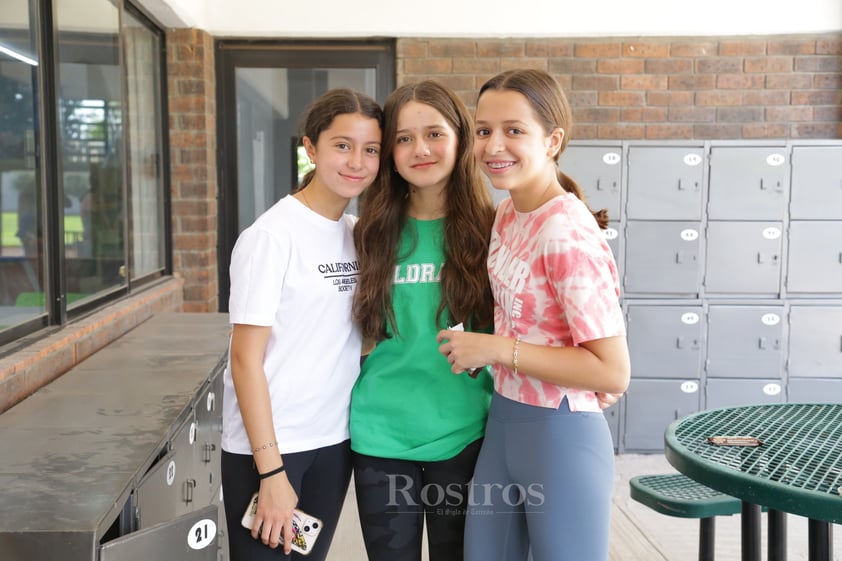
xmin=241 ymin=492 xmax=323 ymax=555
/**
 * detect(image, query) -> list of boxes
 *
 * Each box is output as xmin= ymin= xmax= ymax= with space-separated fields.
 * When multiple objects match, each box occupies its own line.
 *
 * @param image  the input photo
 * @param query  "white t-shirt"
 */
xmin=222 ymin=195 xmax=362 ymax=455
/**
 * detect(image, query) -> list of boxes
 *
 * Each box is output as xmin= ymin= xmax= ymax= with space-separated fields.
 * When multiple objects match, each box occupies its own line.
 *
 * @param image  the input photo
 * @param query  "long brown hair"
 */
xmin=296 ymin=88 xmax=384 ymax=190
xmin=478 ymin=69 xmax=609 ymax=229
xmin=354 ymin=80 xmax=495 ymax=341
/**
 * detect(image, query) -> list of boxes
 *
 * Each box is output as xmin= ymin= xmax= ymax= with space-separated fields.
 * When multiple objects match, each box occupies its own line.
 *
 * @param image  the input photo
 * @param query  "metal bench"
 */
xmin=629 ymin=473 xmax=742 ymax=561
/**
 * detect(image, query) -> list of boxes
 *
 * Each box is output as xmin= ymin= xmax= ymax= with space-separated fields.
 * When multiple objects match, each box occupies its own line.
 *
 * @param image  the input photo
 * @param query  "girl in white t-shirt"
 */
xmin=437 ymin=69 xmax=631 ymax=561
xmin=221 ymin=88 xmax=382 ymax=561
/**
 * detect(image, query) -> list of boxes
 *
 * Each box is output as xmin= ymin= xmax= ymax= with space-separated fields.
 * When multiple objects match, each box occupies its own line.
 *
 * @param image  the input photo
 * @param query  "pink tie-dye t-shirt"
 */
xmin=488 ymin=192 xmax=625 ymax=411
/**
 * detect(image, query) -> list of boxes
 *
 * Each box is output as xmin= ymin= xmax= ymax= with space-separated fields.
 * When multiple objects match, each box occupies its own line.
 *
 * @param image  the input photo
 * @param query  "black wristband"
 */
xmin=258 ymin=465 xmax=286 ymax=480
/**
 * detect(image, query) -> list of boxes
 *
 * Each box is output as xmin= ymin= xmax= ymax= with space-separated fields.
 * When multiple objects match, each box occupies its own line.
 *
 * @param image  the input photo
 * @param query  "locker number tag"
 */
xmin=166 ymin=460 xmax=176 ymax=486
xmin=761 ymin=313 xmax=780 ymax=326
xmin=680 ymin=229 xmax=699 ymax=241
xmin=766 ymin=154 xmax=786 ymax=166
xmin=207 ymin=391 xmax=215 ymax=412
xmin=762 ymin=227 xmax=781 ymax=240
xmin=680 ymin=381 xmax=699 ymax=394
xmin=188 ymin=519 xmax=217 ymax=550
xmin=189 ymin=422 xmax=197 ymax=445
xmin=681 ymin=312 xmax=700 ymax=325
xmin=602 ymin=152 xmax=621 ymax=165
xmin=604 ymin=227 xmax=618 ymax=240
xmin=683 ymin=154 xmax=702 ymax=166
xmin=763 ymin=383 xmax=782 ymax=396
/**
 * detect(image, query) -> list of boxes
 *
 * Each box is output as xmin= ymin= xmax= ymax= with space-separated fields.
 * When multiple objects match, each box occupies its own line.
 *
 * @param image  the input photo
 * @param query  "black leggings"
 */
xmin=352 ymin=438 xmax=482 ymax=561
xmin=221 ymin=440 xmax=352 ymax=561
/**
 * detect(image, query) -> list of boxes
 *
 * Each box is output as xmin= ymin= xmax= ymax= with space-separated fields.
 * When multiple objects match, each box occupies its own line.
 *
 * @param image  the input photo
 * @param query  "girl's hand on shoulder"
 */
xmin=252 ymin=472 xmax=298 ymax=554
xmin=436 ymin=329 xmax=494 ymax=375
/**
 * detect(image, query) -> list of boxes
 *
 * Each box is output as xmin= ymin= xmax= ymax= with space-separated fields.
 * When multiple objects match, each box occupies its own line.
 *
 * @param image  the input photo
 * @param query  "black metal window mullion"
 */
xmin=34 ymin=0 xmax=66 ymax=325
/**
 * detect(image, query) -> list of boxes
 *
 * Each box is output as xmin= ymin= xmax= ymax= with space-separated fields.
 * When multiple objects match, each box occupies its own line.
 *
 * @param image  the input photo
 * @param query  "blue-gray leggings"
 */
xmin=464 ymin=393 xmax=615 ymax=561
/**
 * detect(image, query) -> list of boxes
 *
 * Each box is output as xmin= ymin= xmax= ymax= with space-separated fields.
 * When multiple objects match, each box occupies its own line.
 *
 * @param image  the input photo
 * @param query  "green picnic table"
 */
xmin=665 ymin=403 xmax=842 ymax=561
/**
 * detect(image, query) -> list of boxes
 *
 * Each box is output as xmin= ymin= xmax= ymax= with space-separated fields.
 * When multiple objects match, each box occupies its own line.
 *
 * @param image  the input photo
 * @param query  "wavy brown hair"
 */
xmin=354 ymin=80 xmax=495 ymax=342
xmin=478 ymin=69 xmax=609 ymax=229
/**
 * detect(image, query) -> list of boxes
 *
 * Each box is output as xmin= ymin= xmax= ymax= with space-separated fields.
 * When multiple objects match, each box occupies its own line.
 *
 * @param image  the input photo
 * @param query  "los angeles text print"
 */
xmin=319 ymin=260 xmax=360 ymax=293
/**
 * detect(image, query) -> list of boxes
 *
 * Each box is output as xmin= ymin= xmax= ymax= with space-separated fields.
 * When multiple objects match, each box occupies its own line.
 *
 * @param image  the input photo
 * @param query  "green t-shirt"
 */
xmin=350 ymin=218 xmax=492 ymax=461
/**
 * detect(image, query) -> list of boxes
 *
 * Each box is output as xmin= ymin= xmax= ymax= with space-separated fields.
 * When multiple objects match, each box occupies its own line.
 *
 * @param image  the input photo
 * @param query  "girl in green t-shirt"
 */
xmin=351 ymin=80 xmax=496 ymax=561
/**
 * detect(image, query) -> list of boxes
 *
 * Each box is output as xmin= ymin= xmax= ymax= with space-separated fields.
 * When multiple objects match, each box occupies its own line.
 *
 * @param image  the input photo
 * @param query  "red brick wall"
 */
xmin=161 ymin=32 xmax=840 ymax=315
xmin=398 ymin=34 xmax=842 ymax=140
xmin=166 ymin=29 xmax=218 ymax=312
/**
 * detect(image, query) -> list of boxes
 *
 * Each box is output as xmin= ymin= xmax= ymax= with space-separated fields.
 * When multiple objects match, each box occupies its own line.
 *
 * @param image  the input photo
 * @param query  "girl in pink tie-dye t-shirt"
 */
xmin=437 ymin=69 xmax=630 ymax=561
xmin=488 ymin=191 xmax=625 ymax=411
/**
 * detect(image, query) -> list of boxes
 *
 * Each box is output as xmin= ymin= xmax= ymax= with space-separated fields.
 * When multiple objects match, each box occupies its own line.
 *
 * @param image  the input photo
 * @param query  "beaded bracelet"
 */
xmin=512 ymin=334 xmax=521 ymax=376
xmin=252 ymin=441 xmax=278 ymax=454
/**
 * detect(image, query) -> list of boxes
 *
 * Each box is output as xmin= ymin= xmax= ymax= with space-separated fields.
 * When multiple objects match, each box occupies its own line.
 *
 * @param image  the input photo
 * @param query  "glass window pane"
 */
xmin=0 ymin=0 xmax=46 ymax=331
xmin=55 ymin=0 xmax=125 ymax=302
xmin=123 ymin=11 xmax=165 ymax=279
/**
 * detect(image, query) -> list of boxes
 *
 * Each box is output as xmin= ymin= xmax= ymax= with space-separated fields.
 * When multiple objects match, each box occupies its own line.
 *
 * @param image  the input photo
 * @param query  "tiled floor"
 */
xmin=327 ymin=453 xmax=841 ymax=561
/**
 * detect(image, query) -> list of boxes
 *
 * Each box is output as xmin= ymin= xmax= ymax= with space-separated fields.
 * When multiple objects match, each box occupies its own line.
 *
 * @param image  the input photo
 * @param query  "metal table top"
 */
xmin=0 ymin=313 xmax=230 ymax=536
xmin=665 ymin=403 xmax=842 ymax=524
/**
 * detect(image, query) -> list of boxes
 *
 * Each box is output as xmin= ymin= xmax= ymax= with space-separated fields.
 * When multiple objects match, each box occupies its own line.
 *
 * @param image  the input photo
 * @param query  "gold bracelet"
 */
xmin=512 ymin=335 xmax=521 ymax=376
xmin=252 ymin=441 xmax=278 ymax=454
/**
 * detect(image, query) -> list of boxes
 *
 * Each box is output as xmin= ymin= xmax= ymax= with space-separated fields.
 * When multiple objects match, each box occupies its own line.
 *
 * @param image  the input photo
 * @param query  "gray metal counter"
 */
xmin=0 ymin=312 xmax=231 ymax=561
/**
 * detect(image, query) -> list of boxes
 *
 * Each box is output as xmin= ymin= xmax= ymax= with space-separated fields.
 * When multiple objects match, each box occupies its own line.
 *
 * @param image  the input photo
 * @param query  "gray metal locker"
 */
xmin=786 ymin=221 xmax=842 ymax=294
xmin=788 ymin=306 xmax=842 ymax=378
xmin=0 ymin=313 xmax=231 ymax=561
xmin=101 ymin=505 xmax=218 ymax=561
xmin=623 ymin=379 xmax=701 ymax=452
xmin=708 ymin=146 xmax=789 ymax=220
xmin=559 ymin=143 xmax=623 ymax=219
xmin=624 ymin=221 xmax=702 ymax=296
xmin=705 ymin=221 xmax=783 ymax=295
xmin=706 ymin=305 xmax=785 ymax=379
xmin=789 ymin=145 xmax=842 ymax=220
xmin=194 ymin=377 xmax=221 ymax=509
xmin=626 ymin=145 xmax=705 ymax=220
xmin=705 ymin=379 xmax=785 ymax=409
xmin=137 ymin=413 xmax=197 ymax=528
xmin=627 ymin=305 xmax=704 ymax=379
xmin=788 ymin=378 xmax=842 ymax=403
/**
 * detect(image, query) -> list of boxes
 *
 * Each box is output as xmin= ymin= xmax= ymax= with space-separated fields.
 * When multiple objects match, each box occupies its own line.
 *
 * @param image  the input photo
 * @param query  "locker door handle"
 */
xmin=203 ymin=443 xmax=216 ymax=463
xmin=675 ymin=251 xmax=696 ymax=264
xmin=596 ymin=178 xmax=603 ymax=191
xmin=760 ymin=178 xmax=783 ymax=192
xmin=757 ymin=252 xmax=779 ymax=264
xmin=676 ymin=337 xmax=700 ymax=350
xmin=758 ymin=337 xmax=780 ymax=350
xmin=183 ymin=478 xmax=196 ymax=503
xmin=838 ymin=252 xmax=842 ymax=264
xmin=677 ymin=179 xmax=699 ymax=191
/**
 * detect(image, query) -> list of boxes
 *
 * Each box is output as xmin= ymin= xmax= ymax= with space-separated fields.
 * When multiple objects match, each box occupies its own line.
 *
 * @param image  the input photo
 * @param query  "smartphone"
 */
xmin=241 ymin=492 xmax=323 ymax=555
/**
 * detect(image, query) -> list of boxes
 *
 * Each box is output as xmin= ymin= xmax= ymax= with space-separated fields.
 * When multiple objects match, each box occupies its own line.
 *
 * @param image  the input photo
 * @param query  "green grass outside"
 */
xmin=1 ymin=212 xmax=83 ymax=248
